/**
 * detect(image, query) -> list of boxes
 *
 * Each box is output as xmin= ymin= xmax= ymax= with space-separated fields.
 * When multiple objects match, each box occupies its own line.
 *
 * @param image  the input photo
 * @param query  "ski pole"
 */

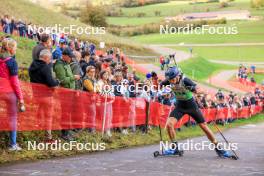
xmin=212 ymin=123 xmax=239 ymax=159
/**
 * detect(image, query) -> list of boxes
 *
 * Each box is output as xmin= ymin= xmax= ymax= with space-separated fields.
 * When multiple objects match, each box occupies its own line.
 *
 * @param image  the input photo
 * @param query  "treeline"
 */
xmin=108 ymin=19 xmax=227 ymax=36
xmin=120 ymin=0 xmax=169 ymax=7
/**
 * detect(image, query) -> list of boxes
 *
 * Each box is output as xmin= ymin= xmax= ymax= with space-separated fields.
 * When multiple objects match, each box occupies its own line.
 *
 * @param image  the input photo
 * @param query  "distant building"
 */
xmin=166 ymin=10 xmax=251 ymax=21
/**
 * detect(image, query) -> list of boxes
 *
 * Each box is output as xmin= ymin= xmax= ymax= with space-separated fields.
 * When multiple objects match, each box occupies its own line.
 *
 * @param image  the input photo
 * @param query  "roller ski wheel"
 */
xmin=230 ymin=155 xmax=239 ymax=160
xmin=153 ymin=151 xmax=160 ymax=158
xmin=177 ymin=150 xmax=184 ymax=157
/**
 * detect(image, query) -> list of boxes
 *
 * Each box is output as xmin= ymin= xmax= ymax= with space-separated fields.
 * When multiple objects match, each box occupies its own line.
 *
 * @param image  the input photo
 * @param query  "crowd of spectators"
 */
xmin=1 ymin=15 xmax=37 ymax=39
xmin=237 ymin=64 xmax=264 ymax=86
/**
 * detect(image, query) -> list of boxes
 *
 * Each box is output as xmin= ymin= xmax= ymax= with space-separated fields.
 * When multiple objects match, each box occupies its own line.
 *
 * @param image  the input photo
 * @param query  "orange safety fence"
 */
xmin=1 ymin=78 xmax=263 ymax=132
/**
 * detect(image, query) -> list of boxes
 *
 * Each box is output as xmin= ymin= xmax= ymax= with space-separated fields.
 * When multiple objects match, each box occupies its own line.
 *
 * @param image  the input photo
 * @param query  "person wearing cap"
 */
xmin=32 ymin=33 xmax=52 ymax=60
xmin=53 ymin=47 xmax=80 ymax=89
xmin=53 ymin=47 xmax=80 ymax=141
xmin=52 ymin=38 xmax=66 ymax=60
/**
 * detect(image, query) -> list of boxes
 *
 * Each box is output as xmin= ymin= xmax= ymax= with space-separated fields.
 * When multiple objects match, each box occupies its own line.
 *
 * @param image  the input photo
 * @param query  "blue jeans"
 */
xmin=2 ymin=93 xmax=18 ymax=146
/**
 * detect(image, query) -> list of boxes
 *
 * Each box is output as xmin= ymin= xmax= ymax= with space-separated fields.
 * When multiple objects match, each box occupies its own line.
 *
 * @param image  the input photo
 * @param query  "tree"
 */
xmin=251 ymin=0 xmax=264 ymax=8
xmin=80 ymin=3 xmax=108 ymax=27
xmin=220 ymin=2 xmax=229 ymax=8
xmin=154 ymin=10 xmax=161 ymax=16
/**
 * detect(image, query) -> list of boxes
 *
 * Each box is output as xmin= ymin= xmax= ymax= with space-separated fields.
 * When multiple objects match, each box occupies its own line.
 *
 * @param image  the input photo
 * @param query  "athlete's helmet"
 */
xmin=165 ymin=66 xmax=181 ymax=80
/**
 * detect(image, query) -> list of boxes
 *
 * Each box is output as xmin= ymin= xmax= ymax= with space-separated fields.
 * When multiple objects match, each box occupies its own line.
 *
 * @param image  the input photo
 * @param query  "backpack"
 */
xmin=0 ymin=57 xmax=12 ymax=78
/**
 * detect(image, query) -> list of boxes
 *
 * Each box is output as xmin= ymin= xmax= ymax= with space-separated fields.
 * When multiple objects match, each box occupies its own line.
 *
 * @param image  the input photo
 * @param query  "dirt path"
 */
xmin=147 ymin=45 xmax=191 ymax=62
xmin=207 ymin=70 xmax=246 ymax=94
xmin=1 ymin=123 xmax=264 ymax=176
xmin=141 ymin=45 xmax=260 ymax=94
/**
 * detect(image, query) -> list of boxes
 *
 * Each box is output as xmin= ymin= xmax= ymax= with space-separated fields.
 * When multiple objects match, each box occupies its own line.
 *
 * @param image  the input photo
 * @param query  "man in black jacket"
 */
xmin=32 ymin=34 xmax=52 ymax=60
xmin=29 ymin=49 xmax=59 ymax=143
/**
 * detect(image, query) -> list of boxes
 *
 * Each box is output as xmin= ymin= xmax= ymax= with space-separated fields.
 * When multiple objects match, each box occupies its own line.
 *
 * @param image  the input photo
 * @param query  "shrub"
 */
xmin=80 ymin=3 xmax=108 ymax=27
xmin=109 ymin=18 xmax=227 ymax=36
xmin=220 ymin=2 xmax=229 ymax=8
xmin=251 ymin=0 xmax=264 ymax=8
xmin=154 ymin=10 xmax=161 ymax=16
xmin=121 ymin=0 xmax=169 ymax=7
xmin=136 ymin=12 xmax=146 ymax=17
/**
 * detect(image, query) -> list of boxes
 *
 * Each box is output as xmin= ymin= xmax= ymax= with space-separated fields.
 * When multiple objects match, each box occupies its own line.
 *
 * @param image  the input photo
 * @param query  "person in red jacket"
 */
xmin=160 ymin=55 xmax=165 ymax=70
xmin=0 ymin=37 xmax=24 ymax=151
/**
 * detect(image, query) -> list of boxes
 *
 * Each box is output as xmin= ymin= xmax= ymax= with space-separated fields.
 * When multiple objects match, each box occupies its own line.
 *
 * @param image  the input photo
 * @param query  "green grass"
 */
xmin=108 ymin=0 xmax=264 ymax=26
xmin=132 ymin=20 xmax=264 ymax=44
xmin=159 ymin=57 xmax=236 ymax=81
xmin=107 ymin=17 xmax=163 ymax=26
xmin=0 ymin=113 xmax=263 ymax=164
xmin=121 ymin=0 xmax=262 ymax=17
xmin=170 ymin=46 xmax=264 ymax=62
xmin=0 ymin=33 xmax=36 ymax=67
xmin=248 ymin=73 xmax=264 ymax=84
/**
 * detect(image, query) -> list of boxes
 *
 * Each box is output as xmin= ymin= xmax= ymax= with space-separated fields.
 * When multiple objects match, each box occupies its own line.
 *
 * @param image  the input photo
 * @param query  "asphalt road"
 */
xmin=0 ymin=123 xmax=264 ymax=176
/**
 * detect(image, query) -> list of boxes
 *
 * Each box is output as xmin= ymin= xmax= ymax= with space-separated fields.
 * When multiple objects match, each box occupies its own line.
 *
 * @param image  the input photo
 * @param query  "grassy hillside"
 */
xmin=132 ymin=20 xmax=264 ymax=44
xmin=107 ymin=0 xmax=264 ymax=26
xmin=0 ymin=32 xmax=35 ymax=67
xmin=170 ymin=46 xmax=264 ymax=62
xmin=155 ymin=57 xmax=235 ymax=81
xmin=0 ymin=0 xmax=156 ymax=55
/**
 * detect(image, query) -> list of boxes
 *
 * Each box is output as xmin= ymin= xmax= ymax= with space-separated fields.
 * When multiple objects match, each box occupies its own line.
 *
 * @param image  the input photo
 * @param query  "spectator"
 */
xmin=53 ymin=47 xmax=80 ymax=141
xmin=97 ymin=70 xmax=114 ymax=137
xmin=28 ymin=49 xmax=59 ymax=142
xmin=88 ymin=53 xmax=96 ymax=67
xmin=83 ymin=66 xmax=98 ymax=93
xmin=250 ymin=65 xmax=256 ymax=74
xmin=10 ymin=18 xmax=15 ymax=35
xmin=215 ymin=89 xmax=224 ymax=100
xmin=70 ymin=50 xmax=83 ymax=90
xmin=80 ymin=50 xmax=90 ymax=74
xmin=111 ymin=72 xmax=130 ymax=134
xmin=89 ymin=43 xmax=96 ymax=55
xmin=52 ymin=38 xmax=66 ymax=60
xmin=16 ymin=19 xmax=26 ymax=37
xmin=0 ymin=38 xmax=24 ymax=151
xmin=32 ymin=34 xmax=52 ymax=60
xmin=3 ymin=15 xmax=11 ymax=34
xmin=165 ymin=56 xmax=170 ymax=70
xmin=83 ymin=66 xmax=99 ymax=133
xmin=160 ymin=55 xmax=165 ymax=70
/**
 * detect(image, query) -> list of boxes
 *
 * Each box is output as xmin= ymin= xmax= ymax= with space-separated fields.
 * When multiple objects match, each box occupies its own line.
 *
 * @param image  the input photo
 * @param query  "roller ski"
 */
xmin=215 ymin=147 xmax=238 ymax=160
xmin=153 ymin=142 xmax=184 ymax=158
xmin=153 ymin=124 xmax=183 ymax=158
xmin=213 ymin=120 xmax=239 ymax=160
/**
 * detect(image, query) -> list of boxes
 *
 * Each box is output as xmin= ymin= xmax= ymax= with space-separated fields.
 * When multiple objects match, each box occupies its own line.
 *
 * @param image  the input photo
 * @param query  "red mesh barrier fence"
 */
xmin=0 ymin=78 xmax=263 ymax=132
